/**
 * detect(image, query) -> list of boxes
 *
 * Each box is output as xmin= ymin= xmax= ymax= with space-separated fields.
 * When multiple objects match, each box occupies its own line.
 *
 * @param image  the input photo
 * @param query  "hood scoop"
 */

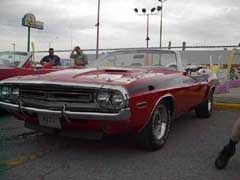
xmin=104 ymin=69 xmax=129 ymax=73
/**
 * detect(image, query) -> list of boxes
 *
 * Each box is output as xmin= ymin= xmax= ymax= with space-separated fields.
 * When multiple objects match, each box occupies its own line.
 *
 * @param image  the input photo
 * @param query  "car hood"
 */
xmin=4 ymin=67 xmax=177 ymax=86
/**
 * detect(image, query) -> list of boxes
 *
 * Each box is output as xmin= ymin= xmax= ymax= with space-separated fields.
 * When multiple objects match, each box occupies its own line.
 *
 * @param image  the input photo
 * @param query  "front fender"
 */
xmin=130 ymin=92 xmax=176 ymax=133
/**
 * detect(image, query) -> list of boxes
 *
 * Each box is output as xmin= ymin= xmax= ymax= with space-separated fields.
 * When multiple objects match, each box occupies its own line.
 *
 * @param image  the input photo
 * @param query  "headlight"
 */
xmin=1 ymin=86 xmax=11 ymax=97
xmin=96 ymin=90 xmax=127 ymax=110
xmin=96 ymin=91 xmax=111 ymax=107
xmin=0 ymin=86 xmax=19 ymax=101
xmin=11 ymin=87 xmax=19 ymax=97
xmin=110 ymin=91 xmax=124 ymax=109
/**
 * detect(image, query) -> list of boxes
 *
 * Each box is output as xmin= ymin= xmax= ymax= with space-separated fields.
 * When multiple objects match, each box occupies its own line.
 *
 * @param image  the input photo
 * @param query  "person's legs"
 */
xmin=215 ymin=117 xmax=240 ymax=169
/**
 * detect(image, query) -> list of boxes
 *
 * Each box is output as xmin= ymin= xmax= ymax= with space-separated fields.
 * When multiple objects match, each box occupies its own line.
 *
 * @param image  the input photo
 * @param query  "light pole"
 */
xmin=158 ymin=0 xmax=167 ymax=49
xmin=134 ymin=7 xmax=160 ymax=48
xmin=27 ymin=27 xmax=31 ymax=52
xmin=69 ymin=22 xmax=73 ymax=50
xmin=146 ymin=14 xmax=150 ymax=48
xmin=95 ymin=0 xmax=101 ymax=59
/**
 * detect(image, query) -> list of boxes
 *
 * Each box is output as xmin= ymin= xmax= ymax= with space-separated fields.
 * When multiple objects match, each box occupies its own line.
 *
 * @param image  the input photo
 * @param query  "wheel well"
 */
xmin=138 ymin=95 xmax=176 ymax=133
xmin=208 ymin=86 xmax=215 ymax=97
xmin=211 ymin=87 xmax=215 ymax=94
xmin=161 ymin=96 xmax=175 ymax=119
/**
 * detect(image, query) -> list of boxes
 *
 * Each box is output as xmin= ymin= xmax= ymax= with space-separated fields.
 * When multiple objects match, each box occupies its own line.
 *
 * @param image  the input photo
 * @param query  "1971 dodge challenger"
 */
xmin=0 ymin=49 xmax=217 ymax=150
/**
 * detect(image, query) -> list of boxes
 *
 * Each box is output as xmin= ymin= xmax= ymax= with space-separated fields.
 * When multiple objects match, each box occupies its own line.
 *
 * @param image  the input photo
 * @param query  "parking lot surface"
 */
xmin=0 ymin=110 xmax=240 ymax=180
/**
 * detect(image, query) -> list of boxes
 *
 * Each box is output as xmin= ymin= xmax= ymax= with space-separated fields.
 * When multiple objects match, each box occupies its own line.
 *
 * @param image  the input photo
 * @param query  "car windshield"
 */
xmin=0 ymin=51 xmax=31 ymax=68
xmin=91 ymin=50 xmax=177 ymax=69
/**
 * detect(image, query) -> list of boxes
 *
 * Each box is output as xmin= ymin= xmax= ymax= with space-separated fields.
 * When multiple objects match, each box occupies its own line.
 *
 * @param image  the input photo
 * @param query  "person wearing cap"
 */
xmin=70 ymin=46 xmax=88 ymax=66
xmin=40 ymin=48 xmax=61 ymax=66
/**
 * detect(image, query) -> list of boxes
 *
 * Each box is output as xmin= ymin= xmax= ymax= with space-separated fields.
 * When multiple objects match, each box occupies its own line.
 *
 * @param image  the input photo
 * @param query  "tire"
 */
xmin=137 ymin=101 xmax=172 ymax=151
xmin=0 ymin=108 xmax=7 ymax=115
xmin=195 ymin=91 xmax=213 ymax=118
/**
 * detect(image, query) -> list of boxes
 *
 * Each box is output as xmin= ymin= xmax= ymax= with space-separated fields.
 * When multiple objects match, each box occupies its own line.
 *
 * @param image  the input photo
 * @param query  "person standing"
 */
xmin=70 ymin=46 xmax=88 ymax=66
xmin=40 ymin=48 xmax=61 ymax=66
xmin=229 ymin=66 xmax=236 ymax=80
xmin=215 ymin=117 xmax=240 ymax=169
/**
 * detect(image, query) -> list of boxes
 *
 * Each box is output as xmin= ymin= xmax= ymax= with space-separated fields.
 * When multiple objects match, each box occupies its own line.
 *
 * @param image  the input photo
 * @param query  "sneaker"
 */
xmin=215 ymin=146 xmax=235 ymax=169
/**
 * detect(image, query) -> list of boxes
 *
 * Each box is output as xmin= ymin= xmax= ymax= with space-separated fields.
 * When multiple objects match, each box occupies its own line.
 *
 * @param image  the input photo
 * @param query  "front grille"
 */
xmin=18 ymin=85 xmax=99 ymax=110
xmin=20 ymin=90 xmax=93 ymax=102
xmin=17 ymin=84 xmax=120 ymax=114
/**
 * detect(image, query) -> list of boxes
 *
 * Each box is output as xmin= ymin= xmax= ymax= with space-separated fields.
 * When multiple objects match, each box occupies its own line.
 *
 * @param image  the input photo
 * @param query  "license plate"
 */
xmin=38 ymin=114 xmax=62 ymax=129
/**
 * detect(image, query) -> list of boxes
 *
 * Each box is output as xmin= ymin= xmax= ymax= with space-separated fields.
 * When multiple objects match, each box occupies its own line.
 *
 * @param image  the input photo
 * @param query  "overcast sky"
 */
xmin=0 ymin=0 xmax=240 ymax=51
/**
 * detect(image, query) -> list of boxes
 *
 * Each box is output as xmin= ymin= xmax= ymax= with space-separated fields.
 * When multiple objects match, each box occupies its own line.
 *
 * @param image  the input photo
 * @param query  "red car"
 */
xmin=0 ymin=51 xmax=68 ymax=81
xmin=0 ymin=49 xmax=217 ymax=150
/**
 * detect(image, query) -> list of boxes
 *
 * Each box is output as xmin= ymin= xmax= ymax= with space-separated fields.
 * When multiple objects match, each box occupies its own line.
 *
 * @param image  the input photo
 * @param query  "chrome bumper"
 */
xmin=0 ymin=101 xmax=131 ymax=121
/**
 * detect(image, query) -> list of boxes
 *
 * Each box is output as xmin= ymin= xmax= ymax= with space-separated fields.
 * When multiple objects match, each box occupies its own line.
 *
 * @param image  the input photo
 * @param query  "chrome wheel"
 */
xmin=195 ymin=91 xmax=214 ymax=118
xmin=136 ymin=101 xmax=171 ymax=151
xmin=152 ymin=105 xmax=168 ymax=140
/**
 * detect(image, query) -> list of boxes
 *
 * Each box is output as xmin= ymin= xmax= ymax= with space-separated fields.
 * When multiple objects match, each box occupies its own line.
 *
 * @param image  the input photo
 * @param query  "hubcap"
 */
xmin=152 ymin=105 xmax=168 ymax=140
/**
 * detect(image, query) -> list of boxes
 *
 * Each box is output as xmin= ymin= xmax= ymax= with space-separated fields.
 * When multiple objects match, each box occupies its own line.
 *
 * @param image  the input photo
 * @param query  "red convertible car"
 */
xmin=0 ymin=49 xmax=217 ymax=150
xmin=0 ymin=51 xmax=69 ymax=81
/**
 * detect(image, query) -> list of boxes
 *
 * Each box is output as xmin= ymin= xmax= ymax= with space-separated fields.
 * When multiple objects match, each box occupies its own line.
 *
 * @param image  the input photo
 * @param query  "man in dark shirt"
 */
xmin=40 ymin=48 xmax=61 ymax=66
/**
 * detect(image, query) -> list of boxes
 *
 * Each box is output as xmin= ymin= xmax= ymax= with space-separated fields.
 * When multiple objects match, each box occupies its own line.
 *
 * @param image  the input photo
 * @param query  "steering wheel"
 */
xmin=166 ymin=63 xmax=177 ymax=70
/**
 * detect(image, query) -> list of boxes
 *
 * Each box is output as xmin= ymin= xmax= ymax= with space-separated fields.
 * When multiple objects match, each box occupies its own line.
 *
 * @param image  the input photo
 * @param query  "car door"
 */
xmin=170 ymin=76 xmax=205 ymax=117
xmin=182 ymin=76 xmax=207 ymax=108
xmin=166 ymin=77 xmax=192 ymax=116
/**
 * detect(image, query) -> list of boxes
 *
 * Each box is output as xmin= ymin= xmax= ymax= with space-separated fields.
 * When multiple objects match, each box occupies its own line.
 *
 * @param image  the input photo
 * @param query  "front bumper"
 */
xmin=0 ymin=101 xmax=131 ymax=121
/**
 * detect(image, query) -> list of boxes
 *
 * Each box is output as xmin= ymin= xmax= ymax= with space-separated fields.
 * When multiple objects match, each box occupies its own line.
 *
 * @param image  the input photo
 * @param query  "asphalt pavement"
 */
xmin=0 ymin=110 xmax=240 ymax=180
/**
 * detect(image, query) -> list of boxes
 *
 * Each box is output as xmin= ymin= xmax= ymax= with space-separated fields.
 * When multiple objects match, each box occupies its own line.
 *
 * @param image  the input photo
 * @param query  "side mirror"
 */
xmin=35 ymin=64 xmax=43 ymax=68
xmin=185 ymin=65 xmax=202 ymax=74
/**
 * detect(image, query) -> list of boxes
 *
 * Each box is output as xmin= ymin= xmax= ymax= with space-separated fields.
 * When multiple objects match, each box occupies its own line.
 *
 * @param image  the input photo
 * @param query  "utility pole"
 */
xmin=12 ymin=43 xmax=16 ymax=62
xmin=158 ymin=0 xmax=167 ymax=49
xmin=27 ymin=27 xmax=31 ymax=52
xmin=146 ymin=14 xmax=150 ymax=48
xmin=96 ymin=0 xmax=101 ymax=59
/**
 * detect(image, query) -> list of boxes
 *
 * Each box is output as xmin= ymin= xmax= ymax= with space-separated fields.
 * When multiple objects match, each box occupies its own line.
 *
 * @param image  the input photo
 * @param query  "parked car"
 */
xmin=0 ymin=49 xmax=218 ymax=150
xmin=0 ymin=51 xmax=74 ymax=81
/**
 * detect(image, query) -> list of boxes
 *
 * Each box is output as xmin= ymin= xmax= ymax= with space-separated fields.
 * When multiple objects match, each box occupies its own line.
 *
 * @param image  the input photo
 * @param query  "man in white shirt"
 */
xmin=70 ymin=46 xmax=88 ymax=66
